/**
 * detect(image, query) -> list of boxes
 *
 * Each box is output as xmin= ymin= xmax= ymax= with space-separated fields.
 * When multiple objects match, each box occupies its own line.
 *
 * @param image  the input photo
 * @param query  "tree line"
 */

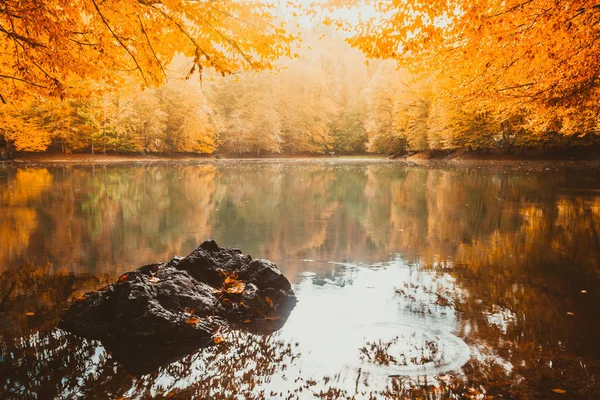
xmin=2 ymin=1 xmax=599 ymax=156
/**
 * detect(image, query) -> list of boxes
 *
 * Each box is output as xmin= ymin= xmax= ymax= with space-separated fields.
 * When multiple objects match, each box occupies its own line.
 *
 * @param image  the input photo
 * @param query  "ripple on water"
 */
xmin=268 ymin=260 xmax=472 ymax=392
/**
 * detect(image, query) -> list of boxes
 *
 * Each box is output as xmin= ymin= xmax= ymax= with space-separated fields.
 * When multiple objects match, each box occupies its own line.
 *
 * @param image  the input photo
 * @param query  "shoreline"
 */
xmin=2 ymin=144 xmax=600 ymax=165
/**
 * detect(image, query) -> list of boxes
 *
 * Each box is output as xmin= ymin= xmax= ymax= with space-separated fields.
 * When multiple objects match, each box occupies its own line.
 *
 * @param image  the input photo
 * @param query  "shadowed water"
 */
xmin=0 ymin=160 xmax=599 ymax=399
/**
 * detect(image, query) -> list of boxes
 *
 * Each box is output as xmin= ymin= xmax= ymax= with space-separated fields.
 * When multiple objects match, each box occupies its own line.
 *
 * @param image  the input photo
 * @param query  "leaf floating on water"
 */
xmin=186 ymin=315 xmax=201 ymax=325
xmin=581 ymin=290 xmax=588 ymax=294
xmin=118 ymin=274 xmax=129 ymax=282
xmin=148 ymin=276 xmax=160 ymax=284
xmin=26 ymin=312 xmax=35 ymax=316
xmin=243 ymin=319 xmax=252 ymax=324
xmin=551 ymin=388 xmax=567 ymax=394
xmin=566 ymin=312 xmax=575 ymax=316
xmin=213 ymin=335 xmax=224 ymax=344
xmin=265 ymin=296 xmax=274 ymax=308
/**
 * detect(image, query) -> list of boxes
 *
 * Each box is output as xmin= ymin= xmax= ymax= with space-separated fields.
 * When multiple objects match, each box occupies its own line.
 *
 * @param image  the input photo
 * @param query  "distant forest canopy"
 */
xmin=1 ymin=0 xmax=599 ymax=156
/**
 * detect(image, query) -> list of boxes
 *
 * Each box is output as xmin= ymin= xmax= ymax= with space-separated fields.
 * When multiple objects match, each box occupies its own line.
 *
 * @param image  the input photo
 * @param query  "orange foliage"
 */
xmin=0 ymin=1 xmax=296 ymax=102
xmin=331 ymin=0 xmax=600 ymax=136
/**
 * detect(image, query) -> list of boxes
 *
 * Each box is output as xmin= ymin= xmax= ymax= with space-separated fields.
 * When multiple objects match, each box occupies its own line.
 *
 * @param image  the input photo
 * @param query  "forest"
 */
xmin=1 ymin=1 xmax=599 ymax=157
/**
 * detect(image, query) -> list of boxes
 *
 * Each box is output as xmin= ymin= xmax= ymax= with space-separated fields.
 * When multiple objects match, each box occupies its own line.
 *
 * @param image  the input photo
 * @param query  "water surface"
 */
xmin=1 ymin=160 xmax=599 ymax=399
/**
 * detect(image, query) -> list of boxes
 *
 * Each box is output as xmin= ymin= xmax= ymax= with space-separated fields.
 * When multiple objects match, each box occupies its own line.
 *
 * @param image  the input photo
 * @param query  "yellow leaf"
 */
xmin=26 ymin=312 xmax=35 ymax=316
xmin=184 ymin=307 xmax=195 ymax=315
xmin=186 ymin=315 xmax=201 ymax=325
xmin=551 ymin=388 xmax=567 ymax=394
xmin=265 ymin=296 xmax=273 ymax=308
xmin=224 ymin=277 xmax=246 ymax=294
xmin=213 ymin=335 xmax=224 ymax=344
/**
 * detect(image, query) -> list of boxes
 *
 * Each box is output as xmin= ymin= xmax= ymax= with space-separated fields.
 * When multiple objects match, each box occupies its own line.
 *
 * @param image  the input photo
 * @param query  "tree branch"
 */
xmin=91 ymin=0 xmax=148 ymax=84
xmin=0 ymin=74 xmax=48 ymax=88
xmin=137 ymin=14 xmax=167 ymax=79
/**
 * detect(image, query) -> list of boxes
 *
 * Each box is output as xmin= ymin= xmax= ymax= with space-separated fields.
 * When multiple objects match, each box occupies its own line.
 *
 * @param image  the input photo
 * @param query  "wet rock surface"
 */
xmin=59 ymin=240 xmax=297 ymax=373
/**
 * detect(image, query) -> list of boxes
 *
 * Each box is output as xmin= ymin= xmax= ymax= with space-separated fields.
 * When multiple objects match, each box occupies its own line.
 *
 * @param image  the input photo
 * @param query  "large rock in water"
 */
xmin=60 ymin=240 xmax=297 ymax=373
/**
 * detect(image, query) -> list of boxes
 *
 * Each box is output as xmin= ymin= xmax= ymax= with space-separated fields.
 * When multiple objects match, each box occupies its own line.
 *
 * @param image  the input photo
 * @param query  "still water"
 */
xmin=0 ymin=159 xmax=599 ymax=399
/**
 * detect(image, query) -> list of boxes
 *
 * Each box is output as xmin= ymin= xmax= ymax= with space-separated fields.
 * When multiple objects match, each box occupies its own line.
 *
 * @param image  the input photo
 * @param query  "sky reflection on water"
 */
xmin=1 ymin=160 xmax=600 ymax=399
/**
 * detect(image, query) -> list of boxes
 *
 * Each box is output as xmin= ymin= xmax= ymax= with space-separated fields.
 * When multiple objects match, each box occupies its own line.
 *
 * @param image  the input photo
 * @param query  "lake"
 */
xmin=1 ymin=159 xmax=599 ymax=399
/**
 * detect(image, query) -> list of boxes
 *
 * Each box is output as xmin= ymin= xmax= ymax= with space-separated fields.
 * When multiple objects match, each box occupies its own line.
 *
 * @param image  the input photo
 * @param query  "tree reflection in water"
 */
xmin=1 ymin=160 xmax=600 ymax=398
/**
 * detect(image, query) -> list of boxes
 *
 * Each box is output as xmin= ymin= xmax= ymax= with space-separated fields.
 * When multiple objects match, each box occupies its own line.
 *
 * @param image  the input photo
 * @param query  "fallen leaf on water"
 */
xmin=264 ymin=316 xmax=280 ymax=321
xmin=551 ymin=388 xmax=567 ymax=394
xmin=243 ymin=319 xmax=252 ymax=324
xmin=186 ymin=315 xmax=201 ymax=325
xmin=213 ymin=335 xmax=224 ymax=344
xmin=148 ymin=276 xmax=160 ymax=284
xmin=581 ymin=290 xmax=587 ymax=294
xmin=75 ymin=295 xmax=87 ymax=302
xmin=26 ymin=312 xmax=35 ymax=316
xmin=566 ymin=312 xmax=575 ymax=316
xmin=118 ymin=274 xmax=129 ymax=282
xmin=265 ymin=297 xmax=274 ymax=308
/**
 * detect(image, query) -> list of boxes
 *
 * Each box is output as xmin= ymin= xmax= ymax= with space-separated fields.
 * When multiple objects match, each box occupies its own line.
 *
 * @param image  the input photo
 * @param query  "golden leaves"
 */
xmin=224 ymin=276 xmax=246 ymax=294
xmin=213 ymin=335 xmax=224 ymax=344
xmin=0 ymin=0 xmax=297 ymax=102
xmin=334 ymin=0 xmax=600 ymax=138
xmin=551 ymin=388 xmax=567 ymax=394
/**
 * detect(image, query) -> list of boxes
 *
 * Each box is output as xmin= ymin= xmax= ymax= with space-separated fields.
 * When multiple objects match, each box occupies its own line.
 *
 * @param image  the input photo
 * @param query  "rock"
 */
xmin=59 ymin=240 xmax=297 ymax=373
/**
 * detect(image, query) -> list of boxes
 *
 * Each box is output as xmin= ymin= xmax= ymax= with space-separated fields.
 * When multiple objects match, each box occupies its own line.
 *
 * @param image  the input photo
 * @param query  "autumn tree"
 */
xmin=156 ymin=80 xmax=215 ymax=154
xmin=209 ymin=74 xmax=282 ymax=155
xmin=0 ymin=0 xmax=295 ymax=102
xmin=330 ymin=0 xmax=600 ymax=138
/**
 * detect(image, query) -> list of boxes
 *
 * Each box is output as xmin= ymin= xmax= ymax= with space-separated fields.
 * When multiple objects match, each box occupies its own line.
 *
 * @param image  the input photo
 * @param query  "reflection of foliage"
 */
xmin=0 ymin=165 xmax=217 ymax=272
xmin=0 ymin=329 xmax=299 ymax=400
xmin=0 ymin=264 xmax=112 ymax=339
xmin=360 ymin=336 xmax=439 ymax=368
xmin=2 ymin=162 xmax=600 ymax=398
